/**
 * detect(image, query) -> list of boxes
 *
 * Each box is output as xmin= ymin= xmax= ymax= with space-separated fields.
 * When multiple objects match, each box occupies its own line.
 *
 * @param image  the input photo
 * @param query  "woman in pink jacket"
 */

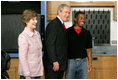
xmin=18 ymin=9 xmax=43 ymax=79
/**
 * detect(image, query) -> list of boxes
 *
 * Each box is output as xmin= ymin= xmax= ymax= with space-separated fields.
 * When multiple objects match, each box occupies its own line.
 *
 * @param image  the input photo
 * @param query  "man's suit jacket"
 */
xmin=44 ymin=17 xmax=68 ymax=70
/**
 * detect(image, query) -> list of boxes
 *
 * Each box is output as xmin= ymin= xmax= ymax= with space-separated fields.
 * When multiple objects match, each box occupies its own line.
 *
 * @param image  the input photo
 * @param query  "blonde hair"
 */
xmin=21 ymin=9 xmax=37 ymax=26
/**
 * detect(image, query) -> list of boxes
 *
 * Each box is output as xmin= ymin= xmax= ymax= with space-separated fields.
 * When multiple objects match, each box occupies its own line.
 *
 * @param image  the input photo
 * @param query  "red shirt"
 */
xmin=74 ymin=27 xmax=82 ymax=34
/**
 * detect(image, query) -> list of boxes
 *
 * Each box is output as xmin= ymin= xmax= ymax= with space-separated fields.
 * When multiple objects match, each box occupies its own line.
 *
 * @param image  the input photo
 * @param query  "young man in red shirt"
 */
xmin=66 ymin=11 xmax=92 ymax=79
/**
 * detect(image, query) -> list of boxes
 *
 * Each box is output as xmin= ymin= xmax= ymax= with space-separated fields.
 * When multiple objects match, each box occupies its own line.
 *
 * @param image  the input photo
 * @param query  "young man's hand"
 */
xmin=87 ymin=64 xmax=92 ymax=73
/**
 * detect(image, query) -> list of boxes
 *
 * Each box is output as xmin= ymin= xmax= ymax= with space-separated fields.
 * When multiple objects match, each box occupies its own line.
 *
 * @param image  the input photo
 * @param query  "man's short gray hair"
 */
xmin=57 ymin=4 xmax=70 ymax=15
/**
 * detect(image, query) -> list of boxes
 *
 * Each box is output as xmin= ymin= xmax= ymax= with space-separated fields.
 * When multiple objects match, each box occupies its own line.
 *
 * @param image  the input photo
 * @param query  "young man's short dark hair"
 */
xmin=74 ymin=11 xmax=85 ymax=18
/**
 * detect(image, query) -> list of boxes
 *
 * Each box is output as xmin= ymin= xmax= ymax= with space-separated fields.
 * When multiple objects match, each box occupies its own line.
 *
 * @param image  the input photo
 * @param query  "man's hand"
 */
xmin=87 ymin=64 xmax=92 ymax=73
xmin=53 ymin=61 xmax=59 ymax=71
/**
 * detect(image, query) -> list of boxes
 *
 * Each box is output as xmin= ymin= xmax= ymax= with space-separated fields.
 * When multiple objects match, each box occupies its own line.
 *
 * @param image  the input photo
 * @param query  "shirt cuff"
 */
xmin=24 ymin=72 xmax=30 ymax=77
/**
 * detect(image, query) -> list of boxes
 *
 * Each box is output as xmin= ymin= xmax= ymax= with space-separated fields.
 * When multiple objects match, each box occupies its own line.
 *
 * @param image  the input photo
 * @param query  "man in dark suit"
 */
xmin=43 ymin=4 xmax=70 ymax=79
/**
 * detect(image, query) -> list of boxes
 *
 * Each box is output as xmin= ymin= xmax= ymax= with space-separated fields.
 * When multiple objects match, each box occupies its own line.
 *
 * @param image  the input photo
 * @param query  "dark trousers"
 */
xmin=45 ymin=68 xmax=64 ymax=79
xmin=20 ymin=75 xmax=40 ymax=79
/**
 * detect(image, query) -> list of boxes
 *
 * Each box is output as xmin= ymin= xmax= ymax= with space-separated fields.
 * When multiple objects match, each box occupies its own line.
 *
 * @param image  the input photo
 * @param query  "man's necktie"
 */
xmin=63 ymin=23 xmax=66 ymax=30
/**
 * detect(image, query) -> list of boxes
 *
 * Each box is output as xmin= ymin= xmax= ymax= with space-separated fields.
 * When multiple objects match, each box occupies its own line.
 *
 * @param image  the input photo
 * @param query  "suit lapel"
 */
xmin=56 ymin=17 xmax=66 ymax=32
